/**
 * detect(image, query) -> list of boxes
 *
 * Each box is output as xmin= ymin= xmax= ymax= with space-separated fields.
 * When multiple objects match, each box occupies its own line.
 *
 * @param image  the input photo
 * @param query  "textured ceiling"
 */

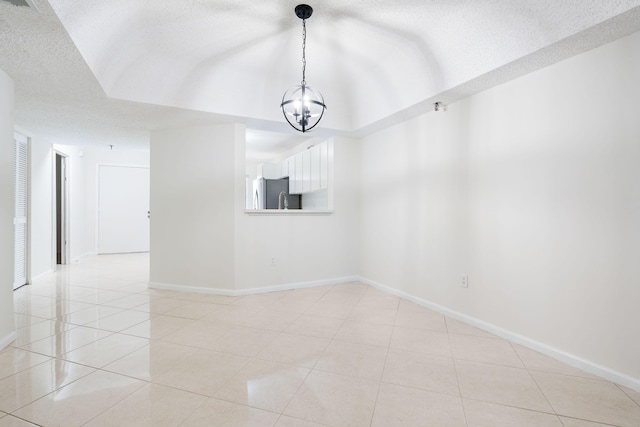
xmin=2 ymin=1 xmax=640 ymax=151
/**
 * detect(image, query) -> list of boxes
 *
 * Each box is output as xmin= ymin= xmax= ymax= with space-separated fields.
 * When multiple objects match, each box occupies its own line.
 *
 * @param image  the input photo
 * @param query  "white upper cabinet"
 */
xmin=295 ymin=154 xmax=303 ymax=193
xmin=285 ymin=140 xmax=329 ymax=195
xmin=310 ymin=144 xmax=320 ymax=191
xmin=320 ymin=140 xmax=328 ymax=190
xmin=302 ymin=149 xmax=311 ymax=193
xmin=287 ymin=156 xmax=297 ymax=194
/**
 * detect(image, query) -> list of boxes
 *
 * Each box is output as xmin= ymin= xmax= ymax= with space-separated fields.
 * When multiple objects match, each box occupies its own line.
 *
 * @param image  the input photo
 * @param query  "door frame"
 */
xmin=53 ymin=150 xmax=69 ymax=266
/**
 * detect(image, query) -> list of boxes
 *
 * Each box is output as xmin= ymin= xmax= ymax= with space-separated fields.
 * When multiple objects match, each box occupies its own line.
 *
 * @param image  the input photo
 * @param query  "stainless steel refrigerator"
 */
xmin=252 ymin=177 xmax=301 ymax=209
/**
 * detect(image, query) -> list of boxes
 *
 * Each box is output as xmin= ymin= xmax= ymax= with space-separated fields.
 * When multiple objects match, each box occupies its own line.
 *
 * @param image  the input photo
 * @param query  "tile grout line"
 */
xmin=445 ymin=316 xmax=470 ymax=427
xmin=614 ymin=382 xmax=640 ymax=409
xmin=510 ymin=339 xmax=562 ymax=422
xmin=367 ymin=292 xmax=401 ymax=427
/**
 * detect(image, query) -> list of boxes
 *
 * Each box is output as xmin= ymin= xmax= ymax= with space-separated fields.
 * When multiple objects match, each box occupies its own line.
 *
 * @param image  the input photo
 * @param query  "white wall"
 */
xmin=150 ymin=124 xmax=238 ymax=292
xmin=30 ymin=136 xmax=53 ymax=279
xmin=359 ymin=109 xmax=468 ymax=299
xmin=83 ymin=147 xmax=150 ymax=254
xmin=149 ymin=124 xmax=360 ymax=294
xmin=234 ymin=137 xmax=360 ymax=292
xmin=359 ymin=31 xmax=640 ymax=385
xmin=0 ymin=69 xmax=16 ymax=349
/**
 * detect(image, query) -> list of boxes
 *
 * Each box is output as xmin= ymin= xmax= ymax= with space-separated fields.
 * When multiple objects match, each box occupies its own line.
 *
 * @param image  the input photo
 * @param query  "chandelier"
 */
xmin=280 ymin=4 xmax=326 ymax=133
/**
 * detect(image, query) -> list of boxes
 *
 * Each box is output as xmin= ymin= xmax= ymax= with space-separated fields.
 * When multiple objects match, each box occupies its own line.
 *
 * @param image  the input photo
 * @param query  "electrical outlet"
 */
xmin=461 ymin=275 xmax=468 ymax=288
xmin=270 ymin=257 xmax=277 ymax=267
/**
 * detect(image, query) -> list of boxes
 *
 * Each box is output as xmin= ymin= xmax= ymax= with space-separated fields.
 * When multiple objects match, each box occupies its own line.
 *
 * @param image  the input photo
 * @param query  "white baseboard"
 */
xmin=72 ymin=252 xmax=97 ymax=263
xmin=0 ymin=331 xmax=16 ymax=351
xmin=148 ymin=282 xmax=237 ymax=296
xmin=359 ymin=276 xmax=640 ymax=393
xmin=235 ymin=276 xmax=360 ymax=296
xmin=31 ymin=269 xmax=54 ymax=282
xmin=149 ymin=276 xmax=360 ymax=297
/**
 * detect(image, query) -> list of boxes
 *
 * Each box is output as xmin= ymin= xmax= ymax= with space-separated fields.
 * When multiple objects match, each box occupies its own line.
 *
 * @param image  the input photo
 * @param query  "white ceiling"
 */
xmin=2 ymin=1 xmax=640 ymax=152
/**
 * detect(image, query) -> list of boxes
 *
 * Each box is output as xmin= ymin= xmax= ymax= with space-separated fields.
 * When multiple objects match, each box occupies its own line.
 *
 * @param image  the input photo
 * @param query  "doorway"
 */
xmin=55 ymin=152 xmax=68 ymax=265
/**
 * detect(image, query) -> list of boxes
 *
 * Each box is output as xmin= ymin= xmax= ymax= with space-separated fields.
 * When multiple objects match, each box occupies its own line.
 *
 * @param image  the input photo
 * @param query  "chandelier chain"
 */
xmin=301 ymin=18 xmax=306 ymax=85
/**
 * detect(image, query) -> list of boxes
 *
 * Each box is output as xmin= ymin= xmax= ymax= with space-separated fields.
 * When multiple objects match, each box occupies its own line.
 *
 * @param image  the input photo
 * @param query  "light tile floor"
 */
xmin=2 ymin=253 xmax=640 ymax=426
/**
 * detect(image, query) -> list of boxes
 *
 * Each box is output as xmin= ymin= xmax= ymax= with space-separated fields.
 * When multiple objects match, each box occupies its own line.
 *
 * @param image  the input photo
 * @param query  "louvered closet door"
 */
xmin=14 ymin=133 xmax=28 ymax=290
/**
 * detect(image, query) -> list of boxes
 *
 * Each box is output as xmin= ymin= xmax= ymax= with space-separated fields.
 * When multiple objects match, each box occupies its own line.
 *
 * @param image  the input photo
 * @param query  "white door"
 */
xmin=98 ymin=165 xmax=150 ymax=254
xmin=14 ymin=133 xmax=28 ymax=289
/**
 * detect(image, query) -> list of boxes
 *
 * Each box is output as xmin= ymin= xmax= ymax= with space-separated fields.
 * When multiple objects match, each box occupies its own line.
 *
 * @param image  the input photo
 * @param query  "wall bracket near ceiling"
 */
xmin=434 ymin=102 xmax=448 ymax=112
